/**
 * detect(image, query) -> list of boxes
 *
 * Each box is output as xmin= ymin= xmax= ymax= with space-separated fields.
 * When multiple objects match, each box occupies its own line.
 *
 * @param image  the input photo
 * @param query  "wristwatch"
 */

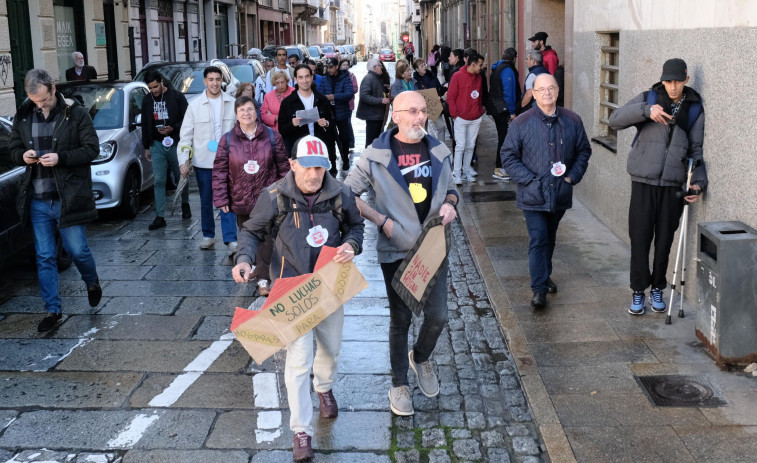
xmin=444 ymin=199 xmax=458 ymax=208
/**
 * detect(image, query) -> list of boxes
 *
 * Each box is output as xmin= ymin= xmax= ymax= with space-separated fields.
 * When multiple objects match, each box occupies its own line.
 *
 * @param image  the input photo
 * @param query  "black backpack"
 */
xmin=554 ymin=65 xmax=565 ymax=107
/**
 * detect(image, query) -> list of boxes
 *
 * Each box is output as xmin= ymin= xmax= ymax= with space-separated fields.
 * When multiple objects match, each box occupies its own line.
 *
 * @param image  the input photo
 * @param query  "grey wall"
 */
xmin=572 ymin=28 xmax=757 ymax=298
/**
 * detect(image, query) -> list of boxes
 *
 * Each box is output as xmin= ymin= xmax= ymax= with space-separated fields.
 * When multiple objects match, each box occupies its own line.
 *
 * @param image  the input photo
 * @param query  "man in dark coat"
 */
xmin=317 ymin=58 xmax=356 ymax=172
xmin=65 ymin=51 xmax=97 ymax=81
xmin=609 ymin=58 xmax=706 ymax=315
xmin=278 ymin=64 xmax=335 ymax=160
xmin=502 ymin=74 xmax=592 ymax=309
xmin=489 ymin=47 xmax=521 ymax=180
xmin=9 ymin=69 xmax=102 ymax=332
xmin=356 ymin=58 xmax=390 ymax=148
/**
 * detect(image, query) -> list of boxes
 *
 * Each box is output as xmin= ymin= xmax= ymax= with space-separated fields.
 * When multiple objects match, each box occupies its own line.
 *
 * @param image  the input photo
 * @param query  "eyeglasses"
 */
xmin=394 ymin=108 xmax=428 ymax=116
xmin=534 ymin=86 xmax=558 ymax=94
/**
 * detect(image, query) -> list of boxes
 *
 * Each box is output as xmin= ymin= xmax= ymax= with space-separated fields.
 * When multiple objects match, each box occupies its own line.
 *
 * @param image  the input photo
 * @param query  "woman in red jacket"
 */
xmin=213 ymin=96 xmax=290 ymax=295
xmin=260 ymin=70 xmax=294 ymax=131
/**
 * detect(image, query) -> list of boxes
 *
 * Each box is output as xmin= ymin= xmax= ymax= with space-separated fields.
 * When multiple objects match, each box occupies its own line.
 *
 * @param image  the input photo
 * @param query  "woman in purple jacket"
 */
xmin=213 ymin=96 xmax=290 ymax=295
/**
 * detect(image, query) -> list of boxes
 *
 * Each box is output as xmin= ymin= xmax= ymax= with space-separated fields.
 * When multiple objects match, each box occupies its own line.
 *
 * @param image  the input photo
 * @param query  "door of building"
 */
xmin=53 ymin=0 xmax=87 ymax=80
xmin=215 ymin=3 xmax=229 ymax=59
xmin=158 ymin=0 xmax=176 ymax=61
xmin=7 ymin=0 xmax=34 ymax=108
xmin=103 ymin=0 xmax=119 ymax=80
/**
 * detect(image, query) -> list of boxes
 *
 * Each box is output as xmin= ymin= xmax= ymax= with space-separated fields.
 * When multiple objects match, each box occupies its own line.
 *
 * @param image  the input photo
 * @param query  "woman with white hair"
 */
xmin=356 ymin=58 xmax=390 ymax=147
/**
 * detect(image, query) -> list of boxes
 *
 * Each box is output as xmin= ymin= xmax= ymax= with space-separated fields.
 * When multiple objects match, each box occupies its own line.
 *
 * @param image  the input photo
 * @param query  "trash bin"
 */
xmin=695 ymin=221 xmax=757 ymax=366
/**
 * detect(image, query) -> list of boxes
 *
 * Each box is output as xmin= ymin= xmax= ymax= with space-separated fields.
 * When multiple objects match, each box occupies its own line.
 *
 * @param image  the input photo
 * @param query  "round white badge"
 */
xmin=244 ymin=160 xmax=260 ymax=175
xmin=306 ymin=225 xmax=328 ymax=248
xmin=551 ymin=161 xmax=566 ymax=177
xmin=470 ymin=90 xmax=480 ymax=99
xmin=162 ymin=137 xmax=174 ymax=148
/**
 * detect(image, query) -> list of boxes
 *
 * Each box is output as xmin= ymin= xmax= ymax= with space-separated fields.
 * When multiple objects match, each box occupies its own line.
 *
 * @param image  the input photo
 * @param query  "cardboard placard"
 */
xmin=391 ymin=216 xmax=451 ymax=315
xmin=416 ymin=88 xmax=444 ymax=121
xmin=230 ymin=246 xmax=368 ymax=364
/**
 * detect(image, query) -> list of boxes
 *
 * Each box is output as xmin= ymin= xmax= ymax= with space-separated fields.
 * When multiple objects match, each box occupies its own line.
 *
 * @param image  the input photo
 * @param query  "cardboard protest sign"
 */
xmin=416 ymin=88 xmax=444 ymax=121
xmin=230 ymin=246 xmax=368 ymax=364
xmin=391 ymin=216 xmax=452 ymax=316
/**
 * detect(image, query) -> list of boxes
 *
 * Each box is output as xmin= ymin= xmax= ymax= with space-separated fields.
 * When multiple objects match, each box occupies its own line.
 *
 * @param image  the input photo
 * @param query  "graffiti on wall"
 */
xmin=0 ymin=55 xmax=11 ymax=85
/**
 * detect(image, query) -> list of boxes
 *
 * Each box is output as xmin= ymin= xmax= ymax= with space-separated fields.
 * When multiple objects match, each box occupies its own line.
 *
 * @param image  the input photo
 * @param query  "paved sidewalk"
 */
xmin=458 ymin=116 xmax=757 ymax=462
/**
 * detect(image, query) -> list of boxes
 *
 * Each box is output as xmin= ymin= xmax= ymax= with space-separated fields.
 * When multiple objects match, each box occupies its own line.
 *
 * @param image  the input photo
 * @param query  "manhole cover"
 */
xmin=636 ymin=375 xmax=727 ymax=407
xmin=463 ymin=191 xmax=516 ymax=203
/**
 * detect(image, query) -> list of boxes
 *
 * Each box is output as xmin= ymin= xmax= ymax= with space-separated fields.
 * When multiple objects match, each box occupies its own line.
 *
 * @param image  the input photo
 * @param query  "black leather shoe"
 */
xmin=148 ymin=216 xmax=166 ymax=230
xmin=531 ymin=292 xmax=547 ymax=308
xmin=38 ymin=313 xmax=62 ymax=332
xmin=181 ymin=203 xmax=192 ymax=219
xmin=546 ymin=278 xmax=558 ymax=294
xmin=87 ymin=279 xmax=102 ymax=307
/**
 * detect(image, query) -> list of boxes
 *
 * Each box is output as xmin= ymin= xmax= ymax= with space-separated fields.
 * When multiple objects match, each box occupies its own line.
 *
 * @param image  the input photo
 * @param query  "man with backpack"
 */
xmin=488 ymin=48 xmax=521 ymax=180
xmin=231 ymin=135 xmax=364 ymax=462
xmin=609 ymin=58 xmax=706 ymax=315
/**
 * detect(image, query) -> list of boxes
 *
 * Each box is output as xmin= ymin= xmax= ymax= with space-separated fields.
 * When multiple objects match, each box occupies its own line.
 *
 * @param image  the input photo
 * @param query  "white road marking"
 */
xmin=184 ymin=339 xmax=233 ymax=372
xmin=255 ymin=410 xmax=282 ymax=443
xmin=148 ymin=372 xmax=202 ymax=407
xmin=107 ymin=412 xmax=160 ymax=448
xmin=253 ymin=373 xmax=280 ymax=408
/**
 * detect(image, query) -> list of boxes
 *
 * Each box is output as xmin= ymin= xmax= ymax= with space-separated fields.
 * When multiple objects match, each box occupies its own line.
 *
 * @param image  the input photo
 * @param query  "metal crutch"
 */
xmin=665 ymin=158 xmax=700 ymax=325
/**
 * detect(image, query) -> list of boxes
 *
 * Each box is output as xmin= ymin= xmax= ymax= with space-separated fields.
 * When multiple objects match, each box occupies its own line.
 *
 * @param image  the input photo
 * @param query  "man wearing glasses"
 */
xmin=345 ymin=91 xmax=459 ymax=417
xmin=501 ymin=74 xmax=592 ymax=309
xmin=265 ymin=47 xmax=295 ymax=93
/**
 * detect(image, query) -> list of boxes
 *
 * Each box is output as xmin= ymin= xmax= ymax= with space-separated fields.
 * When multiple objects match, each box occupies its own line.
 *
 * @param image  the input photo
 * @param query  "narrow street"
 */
xmin=0 ymin=63 xmax=545 ymax=463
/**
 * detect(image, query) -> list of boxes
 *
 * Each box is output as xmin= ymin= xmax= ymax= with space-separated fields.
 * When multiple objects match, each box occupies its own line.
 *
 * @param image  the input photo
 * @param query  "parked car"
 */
xmin=315 ymin=43 xmax=339 ymax=60
xmin=217 ymin=58 xmax=265 ymax=85
xmin=56 ymin=81 xmax=155 ymax=219
xmin=282 ymin=44 xmax=312 ymax=63
xmin=337 ymin=46 xmax=353 ymax=66
xmin=134 ymin=61 xmax=240 ymax=98
xmin=308 ymin=45 xmax=327 ymax=66
xmin=344 ymin=44 xmax=357 ymax=65
xmin=379 ymin=48 xmax=396 ymax=62
xmin=0 ymin=117 xmax=71 ymax=270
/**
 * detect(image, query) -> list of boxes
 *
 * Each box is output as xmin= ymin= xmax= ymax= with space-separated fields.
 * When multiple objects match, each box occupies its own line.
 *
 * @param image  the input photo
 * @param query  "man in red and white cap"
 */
xmin=232 ymin=135 xmax=365 ymax=462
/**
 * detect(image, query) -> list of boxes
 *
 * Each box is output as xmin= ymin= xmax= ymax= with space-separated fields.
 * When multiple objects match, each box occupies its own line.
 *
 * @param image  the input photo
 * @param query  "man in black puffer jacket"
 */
xmin=609 ymin=58 xmax=707 ymax=316
xmin=10 ymin=69 xmax=102 ymax=332
xmin=502 ymin=74 xmax=591 ymax=309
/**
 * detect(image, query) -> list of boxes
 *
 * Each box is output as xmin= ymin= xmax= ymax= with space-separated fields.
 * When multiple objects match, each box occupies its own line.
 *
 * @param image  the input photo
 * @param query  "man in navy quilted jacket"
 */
xmin=501 ymin=74 xmax=591 ymax=308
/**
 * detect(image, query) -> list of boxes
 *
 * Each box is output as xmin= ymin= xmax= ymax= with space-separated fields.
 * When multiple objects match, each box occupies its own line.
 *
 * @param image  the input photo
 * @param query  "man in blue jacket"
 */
xmin=502 ymin=74 xmax=591 ymax=308
xmin=489 ymin=47 xmax=521 ymax=180
xmin=317 ymin=58 xmax=356 ymax=173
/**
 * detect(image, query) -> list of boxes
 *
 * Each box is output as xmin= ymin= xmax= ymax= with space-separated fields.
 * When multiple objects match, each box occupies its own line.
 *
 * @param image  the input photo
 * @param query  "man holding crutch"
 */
xmin=609 ymin=58 xmax=707 ymax=315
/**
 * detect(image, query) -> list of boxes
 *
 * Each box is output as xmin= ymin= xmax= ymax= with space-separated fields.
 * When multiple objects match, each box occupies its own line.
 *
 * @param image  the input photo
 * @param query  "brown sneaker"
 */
xmin=318 ymin=389 xmax=338 ymax=418
xmin=292 ymin=432 xmax=314 ymax=462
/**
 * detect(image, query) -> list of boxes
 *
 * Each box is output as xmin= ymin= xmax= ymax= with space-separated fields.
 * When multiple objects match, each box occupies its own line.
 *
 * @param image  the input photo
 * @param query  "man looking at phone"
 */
xmin=141 ymin=69 xmax=190 ymax=230
xmin=10 ymin=69 xmax=102 ymax=332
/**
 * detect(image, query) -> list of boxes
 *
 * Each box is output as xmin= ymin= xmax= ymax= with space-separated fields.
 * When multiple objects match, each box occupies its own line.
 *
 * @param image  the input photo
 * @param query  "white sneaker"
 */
xmin=453 ymin=174 xmax=462 ymax=185
xmin=199 ymin=237 xmax=215 ymax=250
xmin=227 ymin=241 xmax=238 ymax=257
xmin=468 ymin=168 xmax=478 ymax=177
xmin=492 ymin=168 xmax=510 ymax=180
xmin=463 ymin=174 xmax=476 ymax=182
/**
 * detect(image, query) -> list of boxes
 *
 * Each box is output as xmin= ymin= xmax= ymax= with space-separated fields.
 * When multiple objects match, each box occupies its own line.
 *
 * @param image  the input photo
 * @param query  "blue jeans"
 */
xmin=523 ymin=209 xmax=566 ymax=293
xmin=30 ymin=199 xmax=98 ymax=314
xmin=381 ymin=258 xmax=449 ymax=387
xmin=151 ymin=140 xmax=188 ymax=217
xmin=195 ymin=167 xmax=237 ymax=243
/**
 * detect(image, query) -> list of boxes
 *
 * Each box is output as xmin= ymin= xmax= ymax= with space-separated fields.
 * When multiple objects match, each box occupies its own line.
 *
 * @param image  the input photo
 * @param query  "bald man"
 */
xmin=345 ymin=91 xmax=459 ymax=417
xmin=501 ymin=74 xmax=592 ymax=308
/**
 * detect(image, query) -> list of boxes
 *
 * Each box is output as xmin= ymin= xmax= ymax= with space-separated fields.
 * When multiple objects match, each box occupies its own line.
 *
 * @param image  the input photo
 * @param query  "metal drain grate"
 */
xmin=637 ymin=375 xmax=727 ymax=407
xmin=463 ymin=191 xmax=516 ymax=203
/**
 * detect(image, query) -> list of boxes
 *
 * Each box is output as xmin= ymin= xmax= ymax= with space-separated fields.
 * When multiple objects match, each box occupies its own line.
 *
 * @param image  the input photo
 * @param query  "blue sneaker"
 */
xmin=650 ymin=288 xmax=666 ymax=313
xmin=629 ymin=291 xmax=645 ymax=315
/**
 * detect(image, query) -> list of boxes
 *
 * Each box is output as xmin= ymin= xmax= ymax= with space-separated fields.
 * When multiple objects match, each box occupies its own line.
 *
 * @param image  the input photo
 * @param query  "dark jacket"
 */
xmin=10 ymin=92 xmax=99 ymax=227
xmin=277 ymin=89 xmax=335 ymax=154
xmin=65 ymin=65 xmax=97 ymax=81
xmin=501 ymin=106 xmax=592 ymax=212
xmin=140 ymin=87 xmax=188 ymax=149
xmin=235 ymin=171 xmax=365 ymax=284
xmin=212 ymin=122 xmax=290 ymax=216
xmin=316 ymin=70 xmax=355 ymax=121
xmin=413 ymin=70 xmax=444 ymax=96
xmin=608 ymin=84 xmax=707 ymax=189
xmin=356 ymin=70 xmax=387 ymax=121
xmin=390 ymin=78 xmax=418 ymax=99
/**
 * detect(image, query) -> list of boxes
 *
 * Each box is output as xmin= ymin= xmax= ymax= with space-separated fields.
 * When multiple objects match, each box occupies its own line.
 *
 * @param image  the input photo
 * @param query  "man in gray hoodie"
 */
xmin=346 ymin=91 xmax=459 ymax=416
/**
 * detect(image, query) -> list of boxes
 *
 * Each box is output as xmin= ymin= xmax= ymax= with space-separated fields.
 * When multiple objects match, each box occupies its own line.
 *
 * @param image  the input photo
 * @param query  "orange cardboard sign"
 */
xmin=231 ymin=246 xmax=368 ymax=364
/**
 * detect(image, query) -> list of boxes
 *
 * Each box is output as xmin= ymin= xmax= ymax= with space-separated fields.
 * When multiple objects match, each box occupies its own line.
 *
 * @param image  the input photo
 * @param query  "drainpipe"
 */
xmin=199 ymin=0 xmax=206 ymax=60
xmin=184 ymin=1 xmax=190 ymax=60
